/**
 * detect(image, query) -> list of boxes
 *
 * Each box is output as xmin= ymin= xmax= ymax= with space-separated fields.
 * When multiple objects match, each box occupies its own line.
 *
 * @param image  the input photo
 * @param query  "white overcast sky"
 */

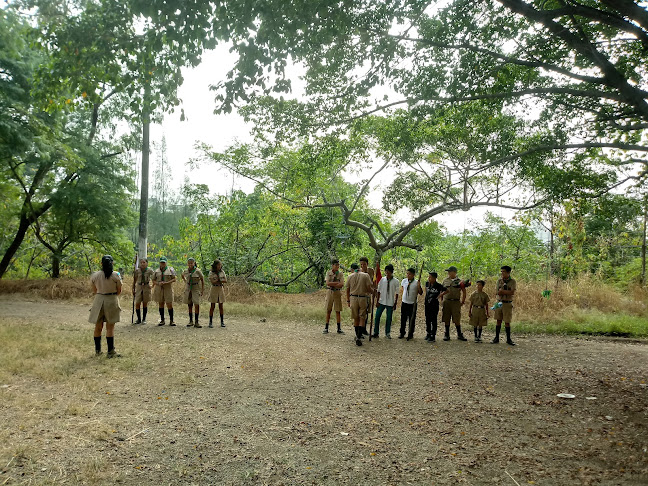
xmin=150 ymin=45 xmax=518 ymax=235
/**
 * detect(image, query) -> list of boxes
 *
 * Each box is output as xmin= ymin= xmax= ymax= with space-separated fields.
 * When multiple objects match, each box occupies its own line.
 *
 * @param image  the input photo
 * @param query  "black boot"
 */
xmin=431 ymin=323 xmax=437 ymax=342
xmin=158 ymin=307 xmax=165 ymax=325
xmin=220 ymin=314 xmax=225 ymax=327
xmin=478 ymin=327 xmax=483 ymax=342
xmin=194 ymin=313 xmax=201 ymax=328
xmin=142 ymin=307 xmax=148 ymax=323
xmin=209 ymin=315 xmax=214 ymax=328
xmin=355 ymin=327 xmax=362 ymax=346
xmin=168 ymin=308 xmax=175 ymax=326
xmin=323 ymin=323 xmax=329 ymax=334
xmin=506 ymin=326 xmax=516 ymax=345
xmin=336 ymin=323 xmax=344 ymax=334
xmin=474 ymin=327 xmax=479 ymax=342
xmin=443 ymin=324 xmax=450 ymax=341
xmin=135 ymin=309 xmax=141 ymax=324
xmin=456 ymin=325 xmax=467 ymax=341
xmin=187 ymin=312 xmax=194 ymax=327
xmin=94 ymin=336 xmax=102 ymax=355
xmin=492 ymin=325 xmax=501 ymax=344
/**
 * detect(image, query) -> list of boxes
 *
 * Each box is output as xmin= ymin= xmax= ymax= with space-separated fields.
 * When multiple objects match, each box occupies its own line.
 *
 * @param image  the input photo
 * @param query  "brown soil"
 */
xmin=0 ymin=295 xmax=646 ymax=485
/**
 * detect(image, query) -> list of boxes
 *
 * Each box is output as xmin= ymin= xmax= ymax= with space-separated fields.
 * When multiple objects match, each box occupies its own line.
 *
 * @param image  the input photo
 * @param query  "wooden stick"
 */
xmin=126 ymin=428 xmax=148 ymax=441
xmin=505 ymin=470 xmax=521 ymax=486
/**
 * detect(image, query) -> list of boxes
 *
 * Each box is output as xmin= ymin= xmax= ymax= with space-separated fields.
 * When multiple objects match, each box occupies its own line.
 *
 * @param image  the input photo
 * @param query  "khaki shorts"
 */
xmin=89 ymin=294 xmax=121 ymax=324
xmin=326 ymin=290 xmax=342 ymax=312
xmin=350 ymin=295 xmax=368 ymax=324
xmin=183 ymin=287 xmax=202 ymax=305
xmin=154 ymin=283 xmax=174 ymax=304
xmin=442 ymin=300 xmax=461 ymax=325
xmin=134 ymin=285 xmax=151 ymax=304
xmin=469 ymin=308 xmax=487 ymax=327
xmin=209 ymin=285 xmax=225 ymax=303
xmin=494 ymin=302 xmax=513 ymax=323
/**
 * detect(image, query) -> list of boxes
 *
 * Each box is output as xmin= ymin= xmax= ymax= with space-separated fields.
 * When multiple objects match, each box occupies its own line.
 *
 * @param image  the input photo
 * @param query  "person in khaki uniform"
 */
xmin=492 ymin=265 xmax=517 ymax=345
xmin=89 ymin=255 xmax=122 ymax=358
xmin=439 ymin=266 xmax=468 ymax=341
xmin=208 ymin=260 xmax=227 ymax=328
xmin=152 ymin=257 xmax=176 ymax=326
xmin=468 ymin=280 xmax=489 ymax=343
xmin=324 ymin=259 xmax=345 ymax=334
xmin=346 ymin=263 xmax=373 ymax=346
xmin=182 ymin=258 xmax=205 ymax=328
xmin=359 ymin=256 xmax=375 ymax=336
xmin=132 ymin=258 xmax=154 ymax=324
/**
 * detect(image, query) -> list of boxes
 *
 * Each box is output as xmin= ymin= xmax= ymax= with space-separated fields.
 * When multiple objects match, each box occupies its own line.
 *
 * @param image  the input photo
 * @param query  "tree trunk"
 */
xmin=641 ymin=201 xmax=647 ymax=286
xmin=0 ymin=216 xmax=33 ymax=279
xmin=138 ymin=114 xmax=150 ymax=262
xmin=52 ymin=252 xmax=61 ymax=279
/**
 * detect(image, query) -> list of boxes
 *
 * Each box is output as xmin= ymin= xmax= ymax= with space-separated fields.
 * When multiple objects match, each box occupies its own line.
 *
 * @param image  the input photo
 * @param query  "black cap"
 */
xmin=428 ymin=271 xmax=438 ymax=277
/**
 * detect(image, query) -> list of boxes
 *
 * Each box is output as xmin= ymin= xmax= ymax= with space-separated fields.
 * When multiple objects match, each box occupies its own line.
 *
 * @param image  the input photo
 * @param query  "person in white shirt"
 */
xmin=399 ymin=267 xmax=423 ymax=340
xmin=372 ymin=264 xmax=399 ymax=339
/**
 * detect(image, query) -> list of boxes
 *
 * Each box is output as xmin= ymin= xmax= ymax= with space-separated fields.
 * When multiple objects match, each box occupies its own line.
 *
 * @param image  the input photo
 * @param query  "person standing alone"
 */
xmin=89 ymin=255 xmax=122 ymax=357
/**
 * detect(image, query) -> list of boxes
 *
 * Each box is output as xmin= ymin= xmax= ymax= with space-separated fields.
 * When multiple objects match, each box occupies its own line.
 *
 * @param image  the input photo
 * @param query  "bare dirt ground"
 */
xmin=0 ymin=295 xmax=647 ymax=485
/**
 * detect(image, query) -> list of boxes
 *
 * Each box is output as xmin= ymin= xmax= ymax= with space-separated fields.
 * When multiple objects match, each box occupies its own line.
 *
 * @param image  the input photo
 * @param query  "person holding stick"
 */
xmin=132 ymin=258 xmax=153 ymax=324
xmin=89 ymin=255 xmax=122 ymax=357
xmin=182 ymin=257 xmax=205 ymax=328
xmin=399 ymin=267 xmax=423 ymax=340
xmin=346 ymin=263 xmax=373 ymax=346
xmin=359 ymin=256 xmax=375 ymax=336
xmin=323 ymin=259 xmax=345 ymax=334
xmin=492 ymin=265 xmax=517 ymax=345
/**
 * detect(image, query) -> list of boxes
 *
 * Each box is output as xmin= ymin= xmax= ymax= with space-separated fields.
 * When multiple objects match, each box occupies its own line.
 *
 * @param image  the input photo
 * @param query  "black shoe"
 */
xmin=371 ymin=334 xmax=379 ymax=338
xmin=443 ymin=334 xmax=450 ymax=341
xmin=506 ymin=339 xmax=517 ymax=346
xmin=220 ymin=323 xmax=226 ymax=328
xmin=355 ymin=338 xmax=362 ymax=346
xmin=337 ymin=329 xmax=344 ymax=334
xmin=323 ymin=328 xmax=329 ymax=334
xmin=187 ymin=323 xmax=194 ymax=327
xmin=95 ymin=350 xmax=103 ymax=356
xmin=169 ymin=322 xmax=176 ymax=326
xmin=141 ymin=319 xmax=147 ymax=325
xmin=194 ymin=324 xmax=202 ymax=328
xmin=134 ymin=319 xmax=142 ymax=325
xmin=406 ymin=336 xmax=413 ymax=341
xmin=491 ymin=338 xmax=499 ymax=344
xmin=208 ymin=323 xmax=214 ymax=328
xmin=107 ymin=350 xmax=121 ymax=358
xmin=430 ymin=335 xmax=436 ymax=342
xmin=457 ymin=334 xmax=467 ymax=341
xmin=385 ymin=333 xmax=391 ymax=339
xmin=424 ymin=335 xmax=431 ymax=341
xmin=398 ymin=334 xmax=405 ymax=339
xmin=361 ymin=329 xmax=369 ymax=336
xmin=158 ymin=320 xmax=165 ymax=326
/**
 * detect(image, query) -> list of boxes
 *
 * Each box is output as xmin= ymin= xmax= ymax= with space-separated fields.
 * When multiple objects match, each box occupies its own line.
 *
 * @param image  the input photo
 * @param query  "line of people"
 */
xmin=324 ymin=258 xmax=517 ymax=347
xmin=89 ymin=256 xmax=229 ymax=357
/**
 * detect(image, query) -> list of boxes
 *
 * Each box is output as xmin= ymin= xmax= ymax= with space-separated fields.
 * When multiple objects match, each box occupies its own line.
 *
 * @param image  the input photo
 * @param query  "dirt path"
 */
xmin=0 ymin=295 xmax=647 ymax=485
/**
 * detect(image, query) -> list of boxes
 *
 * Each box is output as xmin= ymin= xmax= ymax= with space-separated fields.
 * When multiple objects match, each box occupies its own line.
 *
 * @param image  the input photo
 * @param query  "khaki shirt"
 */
xmin=91 ymin=271 xmax=121 ymax=294
xmin=347 ymin=271 xmax=373 ymax=296
xmin=182 ymin=268 xmax=204 ymax=290
xmin=470 ymin=291 xmax=490 ymax=307
xmin=134 ymin=268 xmax=154 ymax=287
xmin=362 ymin=267 xmax=375 ymax=283
xmin=442 ymin=278 xmax=462 ymax=300
xmin=209 ymin=270 xmax=227 ymax=286
xmin=153 ymin=266 xmax=176 ymax=284
xmin=496 ymin=277 xmax=517 ymax=302
xmin=326 ymin=269 xmax=344 ymax=289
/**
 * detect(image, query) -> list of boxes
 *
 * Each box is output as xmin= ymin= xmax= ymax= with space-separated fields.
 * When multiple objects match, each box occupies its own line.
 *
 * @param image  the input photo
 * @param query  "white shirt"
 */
xmin=401 ymin=278 xmax=418 ymax=304
xmin=377 ymin=276 xmax=399 ymax=306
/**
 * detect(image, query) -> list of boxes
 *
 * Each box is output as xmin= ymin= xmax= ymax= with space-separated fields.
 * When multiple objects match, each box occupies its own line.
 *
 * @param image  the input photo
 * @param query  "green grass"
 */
xmin=517 ymin=309 xmax=648 ymax=338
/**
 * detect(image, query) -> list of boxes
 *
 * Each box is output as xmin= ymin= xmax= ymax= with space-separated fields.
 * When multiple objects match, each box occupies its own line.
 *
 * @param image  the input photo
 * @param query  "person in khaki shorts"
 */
xmin=182 ymin=258 xmax=205 ymax=328
xmin=89 ymin=255 xmax=122 ymax=358
xmin=492 ymin=265 xmax=517 ymax=345
xmin=323 ymin=259 xmax=345 ymax=334
xmin=132 ymin=258 xmax=154 ymax=324
xmin=439 ymin=266 xmax=468 ymax=341
xmin=359 ymin=256 xmax=375 ymax=336
xmin=208 ymin=260 xmax=227 ymax=328
xmin=153 ymin=257 xmax=176 ymax=326
xmin=346 ymin=263 xmax=373 ymax=346
xmin=468 ymin=280 xmax=489 ymax=343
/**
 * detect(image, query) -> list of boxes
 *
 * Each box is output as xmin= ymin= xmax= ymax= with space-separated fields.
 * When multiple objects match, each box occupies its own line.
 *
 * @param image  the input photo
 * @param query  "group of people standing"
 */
xmin=325 ymin=258 xmax=518 ymax=347
xmin=88 ymin=256 xmax=228 ymax=357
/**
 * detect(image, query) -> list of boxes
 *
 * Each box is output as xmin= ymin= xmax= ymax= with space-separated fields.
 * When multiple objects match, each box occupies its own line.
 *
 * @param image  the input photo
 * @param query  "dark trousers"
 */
xmin=400 ymin=302 xmax=416 ymax=337
xmin=425 ymin=303 xmax=439 ymax=336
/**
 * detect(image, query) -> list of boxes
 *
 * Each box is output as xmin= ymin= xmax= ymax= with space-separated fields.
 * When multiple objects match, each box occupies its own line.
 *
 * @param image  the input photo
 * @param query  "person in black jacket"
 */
xmin=424 ymin=272 xmax=446 ymax=342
